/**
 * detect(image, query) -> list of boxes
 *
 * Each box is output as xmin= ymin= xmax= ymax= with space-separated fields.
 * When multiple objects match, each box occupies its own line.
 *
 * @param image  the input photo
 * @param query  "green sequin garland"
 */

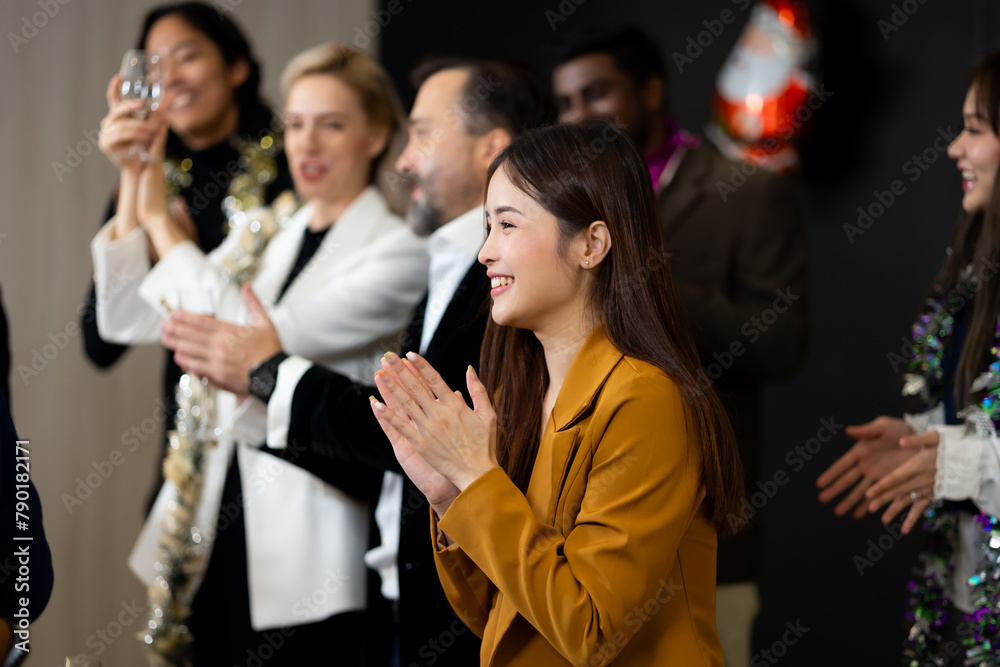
xmin=901 ymin=267 xmax=1000 ymax=666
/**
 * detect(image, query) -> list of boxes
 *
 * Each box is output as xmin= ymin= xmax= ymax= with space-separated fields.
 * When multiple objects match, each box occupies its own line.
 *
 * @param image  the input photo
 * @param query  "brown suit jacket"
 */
xmin=660 ymin=143 xmax=808 ymax=583
xmin=432 ymin=327 xmax=723 ymax=666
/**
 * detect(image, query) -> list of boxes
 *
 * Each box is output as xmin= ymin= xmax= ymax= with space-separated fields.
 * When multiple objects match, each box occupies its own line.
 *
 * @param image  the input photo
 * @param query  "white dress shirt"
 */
xmin=367 ymin=207 xmax=485 ymax=600
xmin=265 ymin=206 xmax=485 ymax=601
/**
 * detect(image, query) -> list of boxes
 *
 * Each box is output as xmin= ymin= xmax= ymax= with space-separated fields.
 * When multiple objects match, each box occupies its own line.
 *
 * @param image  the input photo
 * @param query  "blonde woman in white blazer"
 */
xmin=90 ymin=43 xmax=426 ymax=665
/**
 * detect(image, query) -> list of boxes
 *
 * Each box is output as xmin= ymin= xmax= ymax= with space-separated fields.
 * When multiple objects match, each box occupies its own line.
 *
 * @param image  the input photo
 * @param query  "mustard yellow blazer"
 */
xmin=432 ymin=326 xmax=724 ymax=666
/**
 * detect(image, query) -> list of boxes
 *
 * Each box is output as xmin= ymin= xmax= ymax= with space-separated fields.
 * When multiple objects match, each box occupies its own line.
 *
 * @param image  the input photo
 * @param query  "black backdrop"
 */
xmin=378 ymin=1 xmax=1000 ymax=664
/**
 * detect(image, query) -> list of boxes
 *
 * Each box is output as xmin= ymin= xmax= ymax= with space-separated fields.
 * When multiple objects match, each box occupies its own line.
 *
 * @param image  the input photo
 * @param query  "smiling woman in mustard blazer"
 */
xmin=368 ymin=120 xmax=745 ymax=667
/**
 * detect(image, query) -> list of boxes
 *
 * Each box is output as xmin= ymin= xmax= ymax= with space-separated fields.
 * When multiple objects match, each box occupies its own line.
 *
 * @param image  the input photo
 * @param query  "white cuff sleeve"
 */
xmin=90 ymin=220 xmax=161 ymax=344
xmin=266 ymin=355 xmax=315 ymax=449
xmin=932 ymin=424 xmax=982 ymax=504
xmin=904 ymin=404 xmax=945 ymax=434
xmin=138 ymin=240 xmax=229 ymax=315
xmin=232 ymin=396 xmax=268 ymax=445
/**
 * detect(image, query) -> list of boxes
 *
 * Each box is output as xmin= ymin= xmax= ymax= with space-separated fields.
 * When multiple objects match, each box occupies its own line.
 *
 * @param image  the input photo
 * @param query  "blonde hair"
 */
xmin=281 ymin=43 xmax=407 ymax=214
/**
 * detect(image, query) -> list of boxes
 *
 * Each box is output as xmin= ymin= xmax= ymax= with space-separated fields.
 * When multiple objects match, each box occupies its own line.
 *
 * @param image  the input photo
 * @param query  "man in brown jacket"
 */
xmin=551 ymin=26 xmax=809 ymax=667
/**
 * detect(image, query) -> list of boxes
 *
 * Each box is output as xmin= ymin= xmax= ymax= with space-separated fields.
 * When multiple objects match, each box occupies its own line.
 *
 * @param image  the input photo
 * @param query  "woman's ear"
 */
xmin=368 ymin=124 xmax=391 ymax=159
xmin=229 ymin=57 xmax=251 ymax=89
xmin=581 ymin=220 xmax=611 ymax=268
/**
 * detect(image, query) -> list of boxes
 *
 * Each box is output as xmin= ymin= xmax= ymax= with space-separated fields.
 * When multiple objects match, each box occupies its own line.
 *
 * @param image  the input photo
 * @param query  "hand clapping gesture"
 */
xmin=99 ymin=74 xmax=196 ymax=253
xmin=369 ymin=352 xmax=498 ymax=517
xmin=863 ymin=430 xmax=939 ymax=534
xmin=816 ymin=416 xmax=917 ymax=518
xmin=162 ymin=284 xmax=283 ymax=395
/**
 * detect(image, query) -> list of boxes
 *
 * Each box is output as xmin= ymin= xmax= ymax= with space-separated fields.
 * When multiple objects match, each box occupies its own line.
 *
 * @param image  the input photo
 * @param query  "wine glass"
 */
xmin=119 ymin=49 xmax=163 ymax=161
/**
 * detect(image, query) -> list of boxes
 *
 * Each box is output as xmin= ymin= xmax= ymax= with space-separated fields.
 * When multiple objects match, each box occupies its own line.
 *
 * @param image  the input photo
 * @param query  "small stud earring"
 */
xmin=585 ymin=260 xmax=590 ymax=266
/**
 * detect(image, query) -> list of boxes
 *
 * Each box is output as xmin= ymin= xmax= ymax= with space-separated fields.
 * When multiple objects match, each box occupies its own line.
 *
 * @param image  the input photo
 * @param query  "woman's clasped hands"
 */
xmin=98 ymin=73 xmax=196 ymax=252
xmin=816 ymin=415 xmax=939 ymax=534
xmin=369 ymin=352 xmax=499 ymax=517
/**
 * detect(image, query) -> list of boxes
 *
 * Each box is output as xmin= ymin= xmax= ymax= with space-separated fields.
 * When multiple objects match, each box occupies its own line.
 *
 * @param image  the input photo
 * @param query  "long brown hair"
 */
xmin=931 ymin=52 xmax=1000 ymax=408
xmin=479 ymin=120 xmax=745 ymax=536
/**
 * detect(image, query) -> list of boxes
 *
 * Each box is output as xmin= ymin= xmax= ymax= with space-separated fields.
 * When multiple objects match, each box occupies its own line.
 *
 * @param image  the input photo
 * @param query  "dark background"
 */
xmin=379 ymin=1 xmax=1000 ymax=664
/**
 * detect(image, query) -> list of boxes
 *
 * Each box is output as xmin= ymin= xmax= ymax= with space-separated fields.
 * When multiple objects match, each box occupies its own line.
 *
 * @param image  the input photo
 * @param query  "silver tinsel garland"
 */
xmin=138 ymin=190 xmax=299 ymax=666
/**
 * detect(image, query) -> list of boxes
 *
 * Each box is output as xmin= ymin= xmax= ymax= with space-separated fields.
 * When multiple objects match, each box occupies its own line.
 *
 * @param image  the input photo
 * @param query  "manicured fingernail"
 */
xmin=405 ymin=351 xmax=417 ymax=361
xmin=369 ymin=396 xmax=385 ymax=412
xmin=383 ymin=351 xmax=399 ymax=364
xmin=467 ymin=365 xmax=476 ymax=376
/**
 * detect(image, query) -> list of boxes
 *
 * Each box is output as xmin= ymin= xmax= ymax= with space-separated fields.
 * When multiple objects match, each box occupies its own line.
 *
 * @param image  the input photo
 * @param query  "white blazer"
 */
xmin=90 ymin=186 xmax=429 ymax=629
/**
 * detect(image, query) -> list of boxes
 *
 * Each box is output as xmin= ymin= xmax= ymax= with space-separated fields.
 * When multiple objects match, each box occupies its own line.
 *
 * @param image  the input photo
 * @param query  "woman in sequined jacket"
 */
xmin=818 ymin=52 xmax=1000 ymax=666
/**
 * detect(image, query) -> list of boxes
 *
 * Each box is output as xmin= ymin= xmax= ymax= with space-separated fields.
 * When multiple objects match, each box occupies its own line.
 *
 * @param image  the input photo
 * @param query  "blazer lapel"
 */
xmin=489 ymin=330 xmax=623 ymax=660
xmin=549 ymin=326 xmax=623 ymax=432
xmin=657 ymin=145 xmax=714 ymax=240
xmin=546 ymin=426 xmax=584 ymax=532
xmin=403 ymin=293 xmax=428 ymax=355
xmin=276 ymin=187 xmax=388 ymax=304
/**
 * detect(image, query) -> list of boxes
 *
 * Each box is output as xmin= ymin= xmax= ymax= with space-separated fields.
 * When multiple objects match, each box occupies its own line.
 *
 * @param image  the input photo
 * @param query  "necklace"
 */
xmin=162 ymin=132 xmax=281 ymax=235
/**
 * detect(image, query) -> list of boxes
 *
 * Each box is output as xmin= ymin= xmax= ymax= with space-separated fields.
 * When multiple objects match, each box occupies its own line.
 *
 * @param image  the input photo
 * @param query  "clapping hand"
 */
xmin=162 ymin=284 xmax=283 ymax=395
xmin=864 ymin=430 xmax=939 ymax=534
xmin=816 ymin=416 xmax=916 ymax=518
xmin=369 ymin=352 xmax=498 ymax=517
